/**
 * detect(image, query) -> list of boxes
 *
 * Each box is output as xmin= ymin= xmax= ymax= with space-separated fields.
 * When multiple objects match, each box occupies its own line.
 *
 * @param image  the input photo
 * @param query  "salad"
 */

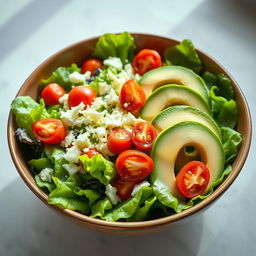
xmin=11 ymin=32 xmax=242 ymax=222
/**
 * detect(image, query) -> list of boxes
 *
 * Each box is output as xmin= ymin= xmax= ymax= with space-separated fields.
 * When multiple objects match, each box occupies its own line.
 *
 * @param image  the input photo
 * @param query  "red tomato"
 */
xmin=81 ymin=59 xmax=103 ymax=75
xmin=119 ymin=79 xmax=146 ymax=115
xmin=41 ymin=83 xmax=65 ymax=105
xmin=81 ymin=148 xmax=100 ymax=158
xmin=132 ymin=122 xmax=157 ymax=150
xmin=116 ymin=150 xmax=154 ymax=182
xmin=107 ymin=128 xmax=133 ymax=154
xmin=32 ymin=118 xmax=65 ymax=144
xmin=176 ymin=161 xmax=210 ymax=198
xmin=132 ymin=49 xmax=162 ymax=75
xmin=112 ymin=175 xmax=136 ymax=201
xmin=68 ymin=85 xmax=96 ymax=108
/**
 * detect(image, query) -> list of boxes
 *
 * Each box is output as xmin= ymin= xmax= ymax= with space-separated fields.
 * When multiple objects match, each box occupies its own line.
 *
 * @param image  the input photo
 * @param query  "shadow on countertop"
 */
xmin=0 ymin=178 xmax=204 ymax=256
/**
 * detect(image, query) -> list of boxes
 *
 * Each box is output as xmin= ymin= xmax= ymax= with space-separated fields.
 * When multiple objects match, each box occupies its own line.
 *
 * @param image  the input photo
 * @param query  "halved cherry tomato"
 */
xmin=41 ymin=83 xmax=65 ymax=105
xmin=112 ymin=175 xmax=136 ymax=201
xmin=81 ymin=59 xmax=103 ymax=75
xmin=132 ymin=122 xmax=157 ymax=150
xmin=119 ymin=79 xmax=146 ymax=115
xmin=116 ymin=150 xmax=154 ymax=182
xmin=176 ymin=161 xmax=210 ymax=198
xmin=132 ymin=49 xmax=162 ymax=75
xmin=107 ymin=128 xmax=133 ymax=154
xmin=32 ymin=118 xmax=65 ymax=144
xmin=68 ymin=85 xmax=96 ymax=108
xmin=81 ymin=148 xmax=100 ymax=158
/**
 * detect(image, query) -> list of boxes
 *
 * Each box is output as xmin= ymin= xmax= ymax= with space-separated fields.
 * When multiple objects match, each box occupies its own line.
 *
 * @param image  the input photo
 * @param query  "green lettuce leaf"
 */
xmin=28 ymin=158 xmax=53 ymax=172
xmin=46 ymin=104 xmax=64 ymax=120
xmin=41 ymin=64 xmax=81 ymax=92
xmin=164 ymin=39 xmax=202 ymax=74
xmin=35 ymin=174 xmax=56 ymax=192
xmin=102 ymin=187 xmax=153 ymax=221
xmin=79 ymin=154 xmax=116 ymax=185
xmin=209 ymin=86 xmax=238 ymax=128
xmin=11 ymin=96 xmax=49 ymax=137
xmin=73 ymin=188 xmax=101 ymax=205
xmin=221 ymin=126 xmax=242 ymax=164
xmin=92 ymin=32 xmax=136 ymax=64
xmin=91 ymin=197 xmax=113 ymax=218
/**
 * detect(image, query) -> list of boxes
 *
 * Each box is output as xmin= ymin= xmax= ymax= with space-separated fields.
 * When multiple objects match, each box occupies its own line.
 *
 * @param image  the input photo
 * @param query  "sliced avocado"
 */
xmin=140 ymin=84 xmax=211 ymax=122
xmin=151 ymin=121 xmax=224 ymax=199
xmin=152 ymin=105 xmax=220 ymax=137
xmin=139 ymin=66 xmax=209 ymax=103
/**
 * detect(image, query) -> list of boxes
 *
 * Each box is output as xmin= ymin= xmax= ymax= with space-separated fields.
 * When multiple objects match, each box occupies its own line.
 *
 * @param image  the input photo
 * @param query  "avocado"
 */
xmin=140 ymin=84 xmax=211 ymax=122
xmin=152 ymin=105 xmax=220 ymax=137
xmin=151 ymin=121 xmax=224 ymax=199
xmin=139 ymin=66 xmax=209 ymax=103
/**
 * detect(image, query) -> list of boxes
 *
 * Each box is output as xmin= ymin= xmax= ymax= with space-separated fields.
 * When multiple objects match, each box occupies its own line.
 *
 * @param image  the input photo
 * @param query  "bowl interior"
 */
xmin=7 ymin=33 xmax=252 ymax=233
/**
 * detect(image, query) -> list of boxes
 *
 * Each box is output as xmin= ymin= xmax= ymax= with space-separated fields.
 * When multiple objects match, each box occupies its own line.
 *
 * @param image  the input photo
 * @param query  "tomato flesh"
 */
xmin=119 ymin=79 xmax=146 ymax=115
xmin=132 ymin=122 xmax=157 ymax=150
xmin=32 ymin=118 xmax=65 ymax=144
xmin=116 ymin=150 xmax=154 ymax=182
xmin=41 ymin=83 xmax=65 ymax=105
xmin=68 ymin=85 xmax=96 ymax=108
xmin=176 ymin=161 xmax=210 ymax=198
xmin=81 ymin=59 xmax=103 ymax=75
xmin=132 ymin=49 xmax=162 ymax=75
xmin=107 ymin=128 xmax=133 ymax=154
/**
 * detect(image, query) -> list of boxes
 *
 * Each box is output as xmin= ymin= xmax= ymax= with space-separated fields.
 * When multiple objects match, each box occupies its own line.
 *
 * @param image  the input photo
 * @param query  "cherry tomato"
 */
xmin=132 ymin=49 xmax=162 ymax=75
xmin=176 ymin=161 xmax=210 ymax=198
xmin=112 ymin=175 xmax=136 ymax=201
xmin=68 ymin=85 xmax=96 ymax=108
xmin=32 ymin=118 xmax=65 ymax=144
xmin=107 ymin=128 xmax=133 ymax=154
xmin=132 ymin=122 xmax=157 ymax=150
xmin=81 ymin=59 xmax=103 ymax=75
xmin=41 ymin=83 xmax=65 ymax=105
xmin=116 ymin=150 xmax=154 ymax=182
xmin=119 ymin=79 xmax=146 ymax=115
xmin=81 ymin=148 xmax=100 ymax=158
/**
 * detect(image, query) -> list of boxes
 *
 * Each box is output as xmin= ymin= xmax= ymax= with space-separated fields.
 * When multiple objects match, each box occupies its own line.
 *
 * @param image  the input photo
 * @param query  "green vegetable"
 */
xmin=164 ymin=39 xmax=202 ymax=74
xmin=46 ymin=104 xmax=64 ymax=120
xmin=28 ymin=158 xmax=53 ymax=172
xmin=74 ymin=188 xmax=101 ymax=205
xmin=11 ymin=96 xmax=49 ymax=137
xmin=35 ymin=175 xmax=56 ymax=192
xmin=79 ymin=154 xmax=116 ymax=185
xmin=91 ymin=197 xmax=113 ymax=218
xmin=41 ymin=64 xmax=81 ymax=92
xmin=221 ymin=126 xmax=242 ymax=164
xmin=93 ymin=32 xmax=136 ymax=64
xmin=209 ymin=86 xmax=238 ymax=128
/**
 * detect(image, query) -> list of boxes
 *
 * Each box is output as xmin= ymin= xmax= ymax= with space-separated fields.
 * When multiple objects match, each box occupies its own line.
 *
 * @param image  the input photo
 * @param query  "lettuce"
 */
xmin=28 ymin=158 xmax=53 ymax=172
xmin=91 ymin=197 xmax=113 ymax=218
xmin=35 ymin=174 xmax=56 ymax=192
xmin=11 ymin=96 xmax=49 ymax=137
xmin=93 ymin=32 xmax=136 ymax=64
xmin=164 ymin=39 xmax=202 ymax=74
xmin=46 ymin=104 xmax=64 ymax=120
xmin=79 ymin=154 xmax=116 ymax=185
xmin=41 ymin=64 xmax=80 ymax=92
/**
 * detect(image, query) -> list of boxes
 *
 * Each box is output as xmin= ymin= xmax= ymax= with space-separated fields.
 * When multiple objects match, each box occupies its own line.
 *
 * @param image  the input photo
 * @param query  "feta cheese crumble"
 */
xmin=105 ymin=184 xmax=121 ymax=205
xmin=103 ymin=57 xmax=123 ymax=70
xmin=69 ymin=71 xmax=90 ymax=84
xmin=131 ymin=181 xmax=150 ymax=197
xmin=39 ymin=168 xmax=54 ymax=183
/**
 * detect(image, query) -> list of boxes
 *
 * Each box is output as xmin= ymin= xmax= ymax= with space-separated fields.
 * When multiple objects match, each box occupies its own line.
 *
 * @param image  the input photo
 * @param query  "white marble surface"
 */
xmin=0 ymin=0 xmax=255 ymax=255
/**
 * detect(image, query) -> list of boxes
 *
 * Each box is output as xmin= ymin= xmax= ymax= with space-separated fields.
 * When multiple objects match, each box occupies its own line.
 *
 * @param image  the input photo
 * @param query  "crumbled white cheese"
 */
xmin=92 ymin=97 xmax=107 ymax=110
xmin=104 ymin=88 xmax=119 ymax=105
xmin=105 ymin=184 xmax=121 ymax=205
xmin=62 ymin=163 xmax=81 ymax=176
xmin=69 ymin=71 xmax=90 ymax=84
xmin=124 ymin=63 xmax=133 ymax=77
xmin=64 ymin=146 xmax=81 ymax=163
xmin=131 ymin=181 xmax=150 ymax=197
xmin=99 ymin=81 xmax=110 ymax=96
xmin=73 ymin=132 xmax=93 ymax=150
xmin=61 ymin=102 xmax=85 ymax=127
xmin=58 ymin=94 xmax=69 ymax=110
xmin=60 ymin=131 xmax=75 ymax=148
xmin=39 ymin=168 xmax=54 ymax=183
xmin=123 ymin=103 xmax=128 ymax=108
xmin=83 ymin=148 xmax=90 ymax=153
xmin=103 ymin=57 xmax=123 ymax=70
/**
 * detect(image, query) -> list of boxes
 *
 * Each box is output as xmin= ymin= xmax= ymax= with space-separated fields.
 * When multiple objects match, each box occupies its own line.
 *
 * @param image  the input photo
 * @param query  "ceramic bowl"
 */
xmin=7 ymin=33 xmax=252 ymax=234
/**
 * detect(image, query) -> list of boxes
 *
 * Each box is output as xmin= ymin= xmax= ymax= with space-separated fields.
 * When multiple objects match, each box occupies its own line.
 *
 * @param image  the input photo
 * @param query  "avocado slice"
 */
xmin=152 ymin=105 xmax=220 ymax=137
xmin=139 ymin=66 xmax=209 ymax=103
xmin=151 ymin=121 xmax=224 ymax=199
xmin=140 ymin=84 xmax=211 ymax=122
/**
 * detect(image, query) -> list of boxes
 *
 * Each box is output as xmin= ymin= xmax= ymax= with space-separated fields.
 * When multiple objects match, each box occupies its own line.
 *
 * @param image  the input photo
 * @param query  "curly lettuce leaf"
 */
xmin=221 ymin=126 xmax=242 ymax=164
xmin=46 ymin=104 xmax=64 ymax=120
xmin=11 ymin=96 xmax=49 ymax=137
xmin=164 ymin=39 xmax=202 ymax=74
xmin=28 ymin=158 xmax=53 ymax=172
xmin=93 ymin=32 xmax=136 ymax=64
xmin=91 ymin=197 xmax=113 ymax=218
xmin=35 ymin=174 xmax=56 ymax=192
xmin=209 ymin=86 xmax=238 ymax=128
xmin=79 ymin=154 xmax=116 ymax=185
xmin=41 ymin=64 xmax=80 ymax=92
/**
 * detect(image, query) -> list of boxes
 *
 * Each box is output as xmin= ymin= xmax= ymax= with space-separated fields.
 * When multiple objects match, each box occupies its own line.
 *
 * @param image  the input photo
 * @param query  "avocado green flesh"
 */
xmin=151 ymin=122 xmax=224 ymax=199
xmin=152 ymin=106 xmax=220 ymax=137
xmin=140 ymin=84 xmax=211 ymax=122
xmin=139 ymin=66 xmax=208 ymax=103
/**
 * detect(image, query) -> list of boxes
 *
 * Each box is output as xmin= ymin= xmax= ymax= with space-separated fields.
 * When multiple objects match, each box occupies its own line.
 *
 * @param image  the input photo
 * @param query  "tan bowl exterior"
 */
xmin=7 ymin=33 xmax=252 ymax=234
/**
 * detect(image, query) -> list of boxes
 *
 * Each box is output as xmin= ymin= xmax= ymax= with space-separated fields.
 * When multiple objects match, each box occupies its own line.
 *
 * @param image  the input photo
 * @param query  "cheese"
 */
xmin=39 ymin=168 xmax=54 ymax=183
xmin=62 ymin=163 xmax=81 ymax=176
xmin=105 ymin=184 xmax=121 ymax=205
xmin=103 ymin=57 xmax=123 ymax=70
xmin=69 ymin=71 xmax=90 ymax=84
xmin=131 ymin=181 xmax=150 ymax=196
xmin=64 ymin=146 xmax=81 ymax=163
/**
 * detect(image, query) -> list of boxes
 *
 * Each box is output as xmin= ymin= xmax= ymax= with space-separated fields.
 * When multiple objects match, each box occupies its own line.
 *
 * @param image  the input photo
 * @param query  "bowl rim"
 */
xmin=7 ymin=33 xmax=252 ymax=229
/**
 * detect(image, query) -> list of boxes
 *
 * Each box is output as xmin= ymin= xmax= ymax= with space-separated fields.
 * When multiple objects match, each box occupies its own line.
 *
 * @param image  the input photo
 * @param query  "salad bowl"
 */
xmin=7 ymin=33 xmax=252 ymax=234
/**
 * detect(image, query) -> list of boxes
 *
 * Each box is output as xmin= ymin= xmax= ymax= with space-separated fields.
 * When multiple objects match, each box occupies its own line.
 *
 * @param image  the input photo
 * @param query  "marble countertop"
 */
xmin=1 ymin=0 xmax=255 ymax=255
